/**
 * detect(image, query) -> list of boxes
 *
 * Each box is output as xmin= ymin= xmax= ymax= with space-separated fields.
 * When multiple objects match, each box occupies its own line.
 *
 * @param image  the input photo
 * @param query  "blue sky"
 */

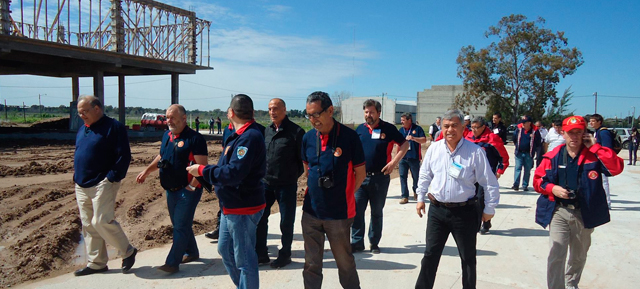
xmin=1 ymin=0 xmax=639 ymax=118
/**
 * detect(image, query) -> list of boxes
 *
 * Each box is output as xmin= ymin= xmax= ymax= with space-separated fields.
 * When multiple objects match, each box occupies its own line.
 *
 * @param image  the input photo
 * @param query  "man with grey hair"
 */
xmin=415 ymin=109 xmax=500 ymax=289
xmin=73 ymin=95 xmax=137 ymax=276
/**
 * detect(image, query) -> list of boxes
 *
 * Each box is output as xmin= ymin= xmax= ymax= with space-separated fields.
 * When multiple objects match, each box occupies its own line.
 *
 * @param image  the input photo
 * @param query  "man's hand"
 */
xmin=136 ymin=171 xmax=149 ymax=184
xmin=482 ymin=213 xmax=494 ymax=222
xmin=583 ymin=132 xmax=596 ymax=148
xmin=406 ymin=135 xmax=413 ymax=141
xmin=551 ymin=185 xmax=571 ymax=199
xmin=496 ymin=173 xmax=502 ymax=179
xmin=416 ymin=202 xmax=426 ymax=218
xmin=381 ymin=162 xmax=397 ymax=175
xmin=186 ymin=164 xmax=202 ymax=177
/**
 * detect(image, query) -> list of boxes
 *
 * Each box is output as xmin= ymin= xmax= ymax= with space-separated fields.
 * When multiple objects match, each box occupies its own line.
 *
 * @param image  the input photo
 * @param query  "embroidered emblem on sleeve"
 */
xmin=237 ymin=146 xmax=248 ymax=159
xmin=588 ymin=170 xmax=598 ymax=180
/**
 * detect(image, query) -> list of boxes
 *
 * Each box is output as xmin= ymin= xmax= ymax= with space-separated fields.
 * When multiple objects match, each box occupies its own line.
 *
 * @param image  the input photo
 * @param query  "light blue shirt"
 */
xmin=417 ymin=138 xmax=500 ymax=215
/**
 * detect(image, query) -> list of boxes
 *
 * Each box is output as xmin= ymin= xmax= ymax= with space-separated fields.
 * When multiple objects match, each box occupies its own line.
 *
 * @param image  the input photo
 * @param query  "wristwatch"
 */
xmin=187 ymin=184 xmax=196 ymax=190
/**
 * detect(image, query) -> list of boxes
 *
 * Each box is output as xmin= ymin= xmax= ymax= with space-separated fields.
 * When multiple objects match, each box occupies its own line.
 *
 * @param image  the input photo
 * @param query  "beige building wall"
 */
xmin=417 ymin=85 xmax=487 ymax=126
xmin=341 ymin=96 xmax=397 ymax=125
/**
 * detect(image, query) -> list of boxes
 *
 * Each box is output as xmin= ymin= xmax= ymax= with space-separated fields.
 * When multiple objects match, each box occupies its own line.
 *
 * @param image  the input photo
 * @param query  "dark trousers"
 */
xmin=399 ymin=158 xmax=421 ymax=199
xmin=256 ymin=183 xmax=298 ymax=258
xmin=165 ymin=188 xmax=202 ymax=267
xmin=351 ymin=174 xmax=390 ymax=247
xmin=416 ymin=203 xmax=478 ymax=289
xmin=629 ymin=143 xmax=638 ymax=164
xmin=302 ymin=212 xmax=360 ymax=289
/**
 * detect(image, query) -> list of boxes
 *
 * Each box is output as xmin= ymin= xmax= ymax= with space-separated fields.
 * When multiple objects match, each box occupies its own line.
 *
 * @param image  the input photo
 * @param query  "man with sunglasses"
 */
xmin=300 ymin=91 xmax=366 ymax=289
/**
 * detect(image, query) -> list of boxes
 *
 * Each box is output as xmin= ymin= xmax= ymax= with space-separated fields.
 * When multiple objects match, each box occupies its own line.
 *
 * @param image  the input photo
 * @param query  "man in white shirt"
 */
xmin=414 ymin=109 xmax=500 ymax=289
xmin=545 ymin=120 xmax=565 ymax=153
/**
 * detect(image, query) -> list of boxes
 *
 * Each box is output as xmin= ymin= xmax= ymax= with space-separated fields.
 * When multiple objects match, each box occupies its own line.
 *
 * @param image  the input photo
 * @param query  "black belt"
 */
xmin=557 ymin=202 xmax=580 ymax=210
xmin=427 ymin=193 xmax=477 ymax=208
xmin=168 ymin=186 xmax=185 ymax=192
xmin=366 ymin=171 xmax=385 ymax=177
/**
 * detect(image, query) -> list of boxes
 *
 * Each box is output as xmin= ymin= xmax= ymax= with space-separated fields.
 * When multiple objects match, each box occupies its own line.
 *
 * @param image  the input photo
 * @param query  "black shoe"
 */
xmin=522 ymin=187 xmax=529 ymax=191
xmin=370 ymin=245 xmax=381 ymax=254
xmin=74 ymin=266 xmax=108 ymax=276
xmin=480 ymin=221 xmax=492 ymax=235
xmin=351 ymin=243 xmax=365 ymax=253
xmin=157 ymin=264 xmax=179 ymax=273
xmin=205 ymin=229 xmax=219 ymax=240
xmin=270 ymin=256 xmax=292 ymax=268
xmin=122 ymin=248 xmax=137 ymax=273
xmin=511 ymin=186 xmax=519 ymax=191
xmin=258 ymin=254 xmax=271 ymax=265
xmin=181 ymin=254 xmax=199 ymax=264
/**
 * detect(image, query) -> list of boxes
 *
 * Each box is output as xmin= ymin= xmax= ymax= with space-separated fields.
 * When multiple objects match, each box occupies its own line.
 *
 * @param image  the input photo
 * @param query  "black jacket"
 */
xmin=490 ymin=121 xmax=508 ymax=144
xmin=264 ymin=116 xmax=305 ymax=186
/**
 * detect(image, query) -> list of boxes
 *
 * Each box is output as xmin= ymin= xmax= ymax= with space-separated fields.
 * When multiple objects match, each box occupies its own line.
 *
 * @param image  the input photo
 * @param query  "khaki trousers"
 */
xmin=76 ymin=178 xmax=134 ymax=269
xmin=547 ymin=206 xmax=593 ymax=289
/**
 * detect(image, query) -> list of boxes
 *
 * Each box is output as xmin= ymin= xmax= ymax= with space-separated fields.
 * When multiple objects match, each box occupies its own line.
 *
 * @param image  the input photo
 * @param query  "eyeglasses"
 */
xmin=470 ymin=125 xmax=484 ymax=130
xmin=305 ymin=107 xmax=327 ymax=119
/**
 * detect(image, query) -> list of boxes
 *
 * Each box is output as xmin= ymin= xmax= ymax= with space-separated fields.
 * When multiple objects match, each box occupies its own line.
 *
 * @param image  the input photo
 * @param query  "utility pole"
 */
xmin=633 ymin=106 xmax=636 ymax=129
xmin=4 ymin=99 xmax=7 ymax=120
xmin=593 ymin=92 xmax=597 ymax=114
xmin=23 ymin=102 xmax=26 ymax=123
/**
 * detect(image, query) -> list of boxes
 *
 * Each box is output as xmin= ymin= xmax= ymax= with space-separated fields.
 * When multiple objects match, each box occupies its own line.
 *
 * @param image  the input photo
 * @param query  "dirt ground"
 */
xmin=0 ymin=137 xmax=311 ymax=288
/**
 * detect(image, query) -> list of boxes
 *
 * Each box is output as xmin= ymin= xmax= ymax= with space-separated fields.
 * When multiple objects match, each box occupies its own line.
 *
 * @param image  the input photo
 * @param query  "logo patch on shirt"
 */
xmin=412 ymin=130 xmax=416 ymax=134
xmin=177 ymin=141 xmax=185 ymax=148
xmin=588 ymin=170 xmax=598 ymax=180
xmin=237 ymin=146 xmax=248 ymax=159
xmin=380 ymin=133 xmax=386 ymax=139
xmin=334 ymin=147 xmax=342 ymax=157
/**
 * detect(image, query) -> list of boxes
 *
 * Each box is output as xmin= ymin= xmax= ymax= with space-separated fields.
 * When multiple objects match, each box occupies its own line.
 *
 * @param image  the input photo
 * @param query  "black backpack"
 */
xmin=600 ymin=127 xmax=622 ymax=154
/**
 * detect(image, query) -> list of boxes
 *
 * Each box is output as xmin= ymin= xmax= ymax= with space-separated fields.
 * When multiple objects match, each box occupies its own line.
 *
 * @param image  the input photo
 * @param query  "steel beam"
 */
xmin=118 ymin=75 xmax=125 ymax=124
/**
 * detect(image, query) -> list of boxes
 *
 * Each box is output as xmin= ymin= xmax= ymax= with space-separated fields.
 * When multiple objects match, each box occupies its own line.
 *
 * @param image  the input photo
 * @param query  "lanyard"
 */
xmin=560 ymin=146 xmax=584 ymax=189
xmin=316 ymin=121 xmax=338 ymax=178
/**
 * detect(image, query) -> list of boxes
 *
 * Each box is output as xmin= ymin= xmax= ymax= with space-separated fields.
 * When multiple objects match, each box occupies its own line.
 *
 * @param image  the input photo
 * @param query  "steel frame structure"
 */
xmin=0 ymin=0 xmax=211 ymax=66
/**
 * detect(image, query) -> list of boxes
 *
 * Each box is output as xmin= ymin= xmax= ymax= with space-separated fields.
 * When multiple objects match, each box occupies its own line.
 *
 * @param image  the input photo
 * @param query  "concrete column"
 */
xmin=0 ymin=0 xmax=10 ymax=35
xmin=118 ymin=75 xmax=125 ymax=124
xmin=110 ymin=0 xmax=125 ymax=53
xmin=93 ymin=71 xmax=104 ymax=105
xmin=171 ymin=73 xmax=179 ymax=104
xmin=72 ymin=77 xmax=80 ymax=101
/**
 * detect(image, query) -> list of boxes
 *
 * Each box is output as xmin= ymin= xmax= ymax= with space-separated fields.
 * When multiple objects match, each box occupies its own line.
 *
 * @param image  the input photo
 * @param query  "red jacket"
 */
xmin=465 ymin=127 xmax=510 ymax=175
xmin=533 ymin=144 xmax=624 ymax=228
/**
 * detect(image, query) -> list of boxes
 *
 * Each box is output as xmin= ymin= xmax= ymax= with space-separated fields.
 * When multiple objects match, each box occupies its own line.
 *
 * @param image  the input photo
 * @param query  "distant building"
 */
xmin=416 ymin=85 xmax=487 ymax=126
xmin=341 ymin=97 xmax=415 ymax=125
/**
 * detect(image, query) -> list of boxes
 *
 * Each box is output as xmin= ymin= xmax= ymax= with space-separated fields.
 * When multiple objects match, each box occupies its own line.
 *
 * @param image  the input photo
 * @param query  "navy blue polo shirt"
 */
xmin=556 ymin=146 xmax=580 ymax=206
xmin=159 ymin=126 xmax=207 ymax=191
xmin=399 ymin=123 xmax=426 ymax=161
xmin=355 ymin=120 xmax=406 ymax=173
xmin=302 ymin=120 xmax=365 ymax=220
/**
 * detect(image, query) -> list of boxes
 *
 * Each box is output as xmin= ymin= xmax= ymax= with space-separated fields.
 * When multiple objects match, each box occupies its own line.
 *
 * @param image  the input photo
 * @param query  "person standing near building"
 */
xmin=533 ymin=115 xmax=623 ymax=289
xmin=398 ymin=112 xmax=427 ymax=203
xmin=301 ymin=91 xmax=365 ymax=289
xmin=466 ymin=116 xmax=509 ymax=235
xmin=187 ymin=94 xmax=265 ymax=289
xmin=629 ymin=126 xmax=638 ymax=165
xmin=136 ymin=104 xmax=208 ymax=273
xmin=415 ymin=109 xmax=500 ymax=289
xmin=352 ymin=99 xmax=409 ymax=254
xmin=73 ymin=95 xmax=137 ymax=276
xmin=208 ymin=117 xmax=214 ymax=134
xmin=490 ymin=112 xmax=508 ymax=144
xmin=255 ymin=98 xmax=305 ymax=268
xmin=195 ymin=116 xmax=200 ymax=133
xmin=429 ymin=117 xmax=441 ymax=140
xmin=512 ymin=116 xmax=542 ymax=191
xmin=216 ymin=116 xmax=222 ymax=134
xmin=589 ymin=114 xmax=615 ymax=209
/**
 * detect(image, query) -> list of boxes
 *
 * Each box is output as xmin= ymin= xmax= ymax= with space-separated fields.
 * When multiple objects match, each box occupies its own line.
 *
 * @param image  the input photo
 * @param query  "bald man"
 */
xmin=255 ymin=98 xmax=306 ymax=268
xmin=73 ymin=95 xmax=137 ymax=276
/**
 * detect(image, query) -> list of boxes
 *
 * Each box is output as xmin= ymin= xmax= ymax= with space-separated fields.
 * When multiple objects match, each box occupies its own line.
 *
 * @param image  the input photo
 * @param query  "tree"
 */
xmin=455 ymin=14 xmax=583 ymax=123
xmin=544 ymin=86 xmax=575 ymax=123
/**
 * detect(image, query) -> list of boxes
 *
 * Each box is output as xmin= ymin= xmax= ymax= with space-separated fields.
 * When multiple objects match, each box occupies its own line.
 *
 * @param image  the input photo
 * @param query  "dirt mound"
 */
xmin=29 ymin=117 xmax=70 ymax=130
xmin=0 ymin=160 xmax=73 ymax=177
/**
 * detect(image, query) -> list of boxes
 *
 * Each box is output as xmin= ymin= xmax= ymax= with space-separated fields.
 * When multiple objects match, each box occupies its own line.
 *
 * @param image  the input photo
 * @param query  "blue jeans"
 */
xmin=165 ymin=187 xmax=202 ymax=267
xmin=513 ymin=152 xmax=534 ymax=189
xmin=399 ymin=158 xmax=421 ymax=199
xmin=256 ymin=183 xmax=297 ymax=258
xmin=351 ymin=174 xmax=390 ymax=247
xmin=219 ymin=210 xmax=264 ymax=289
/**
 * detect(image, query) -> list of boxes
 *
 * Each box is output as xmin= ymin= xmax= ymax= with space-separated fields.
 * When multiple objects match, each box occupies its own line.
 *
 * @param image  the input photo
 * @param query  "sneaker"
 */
xmin=181 ymin=254 xmax=199 ymax=264
xmin=157 ymin=264 xmax=179 ymax=273
xmin=511 ymin=186 xmax=519 ymax=191
xmin=205 ymin=229 xmax=219 ymax=240
xmin=370 ymin=245 xmax=381 ymax=254
xmin=121 ymin=248 xmax=137 ymax=273
xmin=480 ymin=221 xmax=492 ymax=235
xmin=351 ymin=243 xmax=365 ymax=253
xmin=258 ymin=254 xmax=271 ymax=265
xmin=270 ymin=256 xmax=292 ymax=268
xmin=399 ymin=198 xmax=409 ymax=204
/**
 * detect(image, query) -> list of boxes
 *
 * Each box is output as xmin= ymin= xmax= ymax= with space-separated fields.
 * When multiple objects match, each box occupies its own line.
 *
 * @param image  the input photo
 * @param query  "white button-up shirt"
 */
xmin=545 ymin=127 xmax=565 ymax=152
xmin=416 ymin=138 xmax=500 ymax=215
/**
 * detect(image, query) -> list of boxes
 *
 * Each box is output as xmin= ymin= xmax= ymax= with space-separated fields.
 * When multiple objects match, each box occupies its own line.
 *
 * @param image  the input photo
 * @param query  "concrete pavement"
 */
xmin=17 ymin=149 xmax=640 ymax=289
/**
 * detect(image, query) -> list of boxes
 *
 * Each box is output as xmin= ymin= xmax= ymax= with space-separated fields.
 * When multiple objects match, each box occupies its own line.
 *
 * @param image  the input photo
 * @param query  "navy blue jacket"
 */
xmin=514 ymin=126 xmax=541 ymax=157
xmin=533 ymin=144 xmax=624 ymax=229
xmin=201 ymin=121 xmax=266 ymax=215
xmin=74 ymin=116 xmax=131 ymax=188
xmin=594 ymin=127 xmax=614 ymax=149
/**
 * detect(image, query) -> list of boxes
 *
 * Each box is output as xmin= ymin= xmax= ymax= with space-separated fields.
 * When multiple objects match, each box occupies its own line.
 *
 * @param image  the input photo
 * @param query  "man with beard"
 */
xmin=136 ymin=104 xmax=208 ymax=273
xmin=352 ymin=99 xmax=409 ymax=254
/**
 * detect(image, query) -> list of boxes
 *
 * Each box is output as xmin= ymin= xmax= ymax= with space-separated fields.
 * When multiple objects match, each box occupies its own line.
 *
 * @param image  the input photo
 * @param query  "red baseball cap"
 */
xmin=562 ymin=116 xmax=586 ymax=131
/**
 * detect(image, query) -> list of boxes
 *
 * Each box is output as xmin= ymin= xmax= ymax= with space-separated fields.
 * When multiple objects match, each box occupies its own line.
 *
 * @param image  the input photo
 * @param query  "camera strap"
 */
xmin=561 ymin=146 xmax=585 ymax=192
xmin=316 ymin=120 xmax=338 ymax=179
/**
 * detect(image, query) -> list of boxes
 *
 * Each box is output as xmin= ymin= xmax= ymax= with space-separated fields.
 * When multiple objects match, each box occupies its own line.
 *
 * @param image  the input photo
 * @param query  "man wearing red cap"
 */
xmin=533 ymin=115 xmax=624 ymax=289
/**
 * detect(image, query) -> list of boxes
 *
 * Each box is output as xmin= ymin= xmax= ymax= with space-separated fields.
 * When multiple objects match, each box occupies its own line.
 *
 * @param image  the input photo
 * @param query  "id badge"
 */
xmin=448 ymin=161 xmax=463 ymax=179
xmin=371 ymin=129 xmax=381 ymax=139
xmin=493 ymin=128 xmax=499 ymax=134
